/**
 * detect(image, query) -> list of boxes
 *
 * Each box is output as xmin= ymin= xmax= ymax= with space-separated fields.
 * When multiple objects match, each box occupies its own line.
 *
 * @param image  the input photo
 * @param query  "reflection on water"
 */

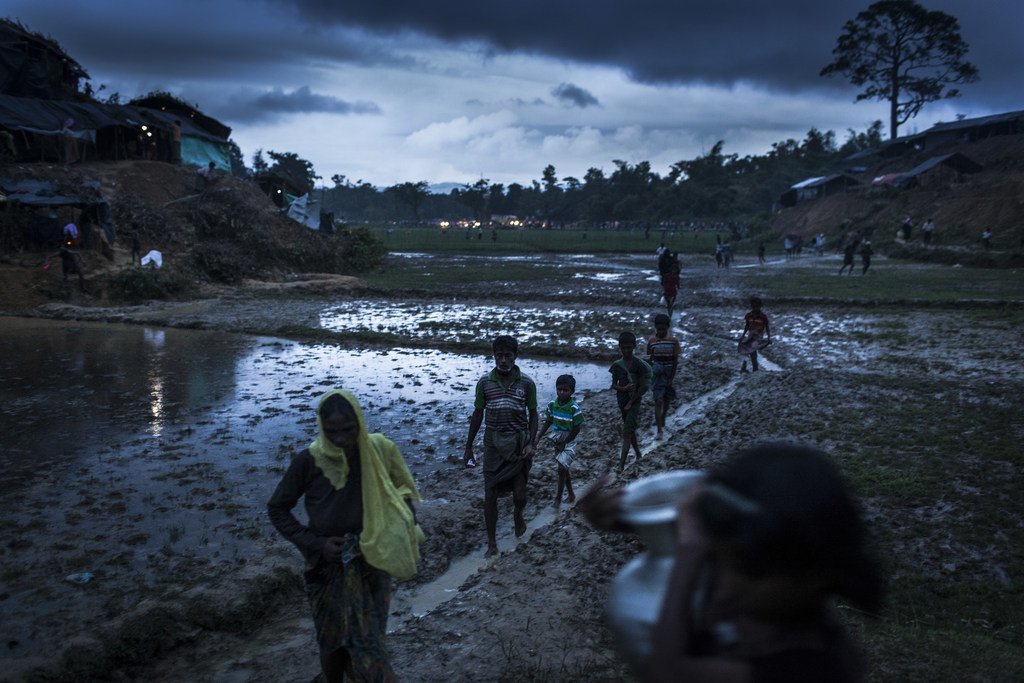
xmin=0 ymin=318 xmax=612 ymax=658
xmin=0 ymin=318 xmax=612 ymax=489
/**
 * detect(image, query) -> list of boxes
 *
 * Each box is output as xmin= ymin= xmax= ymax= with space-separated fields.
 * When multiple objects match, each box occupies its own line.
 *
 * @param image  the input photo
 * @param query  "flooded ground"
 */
xmin=2 ymin=251 xmax=1022 ymax=681
xmin=0 ymin=318 xmax=610 ymax=662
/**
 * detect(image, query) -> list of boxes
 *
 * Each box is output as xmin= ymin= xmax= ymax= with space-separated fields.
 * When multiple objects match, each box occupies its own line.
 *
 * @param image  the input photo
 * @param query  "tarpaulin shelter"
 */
xmin=895 ymin=153 xmax=982 ymax=188
xmin=0 ymin=177 xmax=115 ymax=251
xmin=127 ymin=94 xmax=232 ymax=171
xmin=0 ymin=93 xmax=232 ymax=166
xmin=779 ymin=174 xmax=860 ymax=207
xmin=285 ymin=194 xmax=321 ymax=230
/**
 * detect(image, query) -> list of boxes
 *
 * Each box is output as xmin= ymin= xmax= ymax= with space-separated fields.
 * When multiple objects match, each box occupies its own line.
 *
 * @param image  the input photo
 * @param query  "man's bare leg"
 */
xmin=512 ymin=472 xmax=527 ymax=537
xmin=484 ymin=487 xmax=499 ymax=557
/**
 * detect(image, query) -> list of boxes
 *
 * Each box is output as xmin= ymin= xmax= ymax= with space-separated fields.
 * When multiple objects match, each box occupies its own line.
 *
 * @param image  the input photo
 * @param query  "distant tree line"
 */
xmin=244 ymin=122 xmax=883 ymax=226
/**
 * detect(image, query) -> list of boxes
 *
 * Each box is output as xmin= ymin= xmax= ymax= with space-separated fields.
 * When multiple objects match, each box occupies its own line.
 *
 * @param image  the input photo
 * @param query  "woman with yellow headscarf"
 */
xmin=268 ymin=389 xmax=424 ymax=682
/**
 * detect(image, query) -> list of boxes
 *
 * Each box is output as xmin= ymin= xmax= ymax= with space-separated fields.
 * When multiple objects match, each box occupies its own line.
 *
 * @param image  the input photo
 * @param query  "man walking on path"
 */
xmin=464 ymin=336 xmax=538 ymax=557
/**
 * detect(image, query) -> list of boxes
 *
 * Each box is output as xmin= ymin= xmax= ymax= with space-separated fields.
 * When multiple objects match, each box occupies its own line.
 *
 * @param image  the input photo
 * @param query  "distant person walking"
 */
xmin=839 ymin=240 xmax=858 ymax=275
xmin=901 ymin=215 xmax=914 ymax=241
xmin=757 ymin=241 xmax=766 ymax=264
xmin=981 ymin=229 xmax=993 ymax=250
xmin=922 ymin=218 xmax=935 ymax=245
xmin=738 ymin=297 xmax=771 ymax=373
xmin=859 ymin=240 xmax=874 ymax=275
xmin=660 ymin=252 xmax=680 ymax=316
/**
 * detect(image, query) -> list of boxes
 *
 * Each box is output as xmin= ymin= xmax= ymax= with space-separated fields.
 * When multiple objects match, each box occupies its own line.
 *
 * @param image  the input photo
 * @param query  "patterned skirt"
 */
xmin=305 ymin=556 xmax=395 ymax=681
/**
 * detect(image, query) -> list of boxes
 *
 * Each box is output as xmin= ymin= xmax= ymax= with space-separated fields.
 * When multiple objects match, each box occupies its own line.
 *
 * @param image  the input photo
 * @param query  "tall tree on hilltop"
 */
xmin=820 ymin=0 xmax=978 ymax=140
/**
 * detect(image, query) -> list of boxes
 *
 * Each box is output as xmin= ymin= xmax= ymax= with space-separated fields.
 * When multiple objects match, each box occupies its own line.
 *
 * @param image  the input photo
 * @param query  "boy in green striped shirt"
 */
xmin=535 ymin=374 xmax=585 ymax=507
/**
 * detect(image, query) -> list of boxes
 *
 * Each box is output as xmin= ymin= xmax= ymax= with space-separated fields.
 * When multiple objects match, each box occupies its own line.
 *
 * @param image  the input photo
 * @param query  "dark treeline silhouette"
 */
xmin=263 ymin=122 xmax=883 ymax=227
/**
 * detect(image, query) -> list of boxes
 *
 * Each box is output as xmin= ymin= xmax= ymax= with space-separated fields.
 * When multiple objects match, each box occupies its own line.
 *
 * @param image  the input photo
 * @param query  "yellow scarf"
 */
xmin=309 ymin=389 xmax=425 ymax=580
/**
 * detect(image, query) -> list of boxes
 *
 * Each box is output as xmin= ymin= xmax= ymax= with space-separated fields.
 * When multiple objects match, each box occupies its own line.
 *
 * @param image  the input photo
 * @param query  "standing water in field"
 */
xmin=0 ymin=318 xmax=609 ymax=659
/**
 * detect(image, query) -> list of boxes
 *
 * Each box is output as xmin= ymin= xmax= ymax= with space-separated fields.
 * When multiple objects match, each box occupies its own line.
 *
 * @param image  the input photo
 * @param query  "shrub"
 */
xmin=107 ymin=265 xmax=190 ymax=302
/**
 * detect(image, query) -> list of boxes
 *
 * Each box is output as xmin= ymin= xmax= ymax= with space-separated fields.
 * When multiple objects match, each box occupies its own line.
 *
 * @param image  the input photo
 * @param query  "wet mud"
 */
xmin=2 ymin=252 xmax=1022 ymax=681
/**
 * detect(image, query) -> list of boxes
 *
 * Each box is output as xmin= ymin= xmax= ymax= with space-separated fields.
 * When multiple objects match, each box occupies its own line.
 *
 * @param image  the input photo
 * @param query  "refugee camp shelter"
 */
xmin=779 ymin=174 xmax=860 ymax=207
xmin=0 ymin=19 xmax=89 ymax=99
xmin=255 ymin=173 xmax=310 ymax=208
xmin=921 ymin=110 xmax=1024 ymax=149
xmin=0 ymin=177 xmax=115 ymax=253
xmin=128 ymin=94 xmax=232 ymax=171
xmin=845 ymin=109 xmax=1024 ymax=164
xmin=893 ymin=153 xmax=983 ymax=189
xmin=0 ymin=93 xmax=232 ymax=167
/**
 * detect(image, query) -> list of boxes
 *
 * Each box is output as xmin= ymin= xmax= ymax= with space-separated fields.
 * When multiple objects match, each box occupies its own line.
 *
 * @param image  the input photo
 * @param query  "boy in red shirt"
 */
xmin=737 ymin=297 xmax=771 ymax=373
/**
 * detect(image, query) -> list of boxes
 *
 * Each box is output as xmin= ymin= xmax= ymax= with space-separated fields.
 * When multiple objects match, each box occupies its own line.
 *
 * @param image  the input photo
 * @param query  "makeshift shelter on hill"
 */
xmin=846 ymin=109 xmax=1024 ymax=164
xmin=0 ymin=19 xmax=89 ymax=100
xmin=255 ymin=173 xmax=309 ymax=208
xmin=779 ymin=174 xmax=860 ymax=208
xmin=127 ymin=94 xmax=232 ymax=171
xmin=922 ymin=111 xmax=1024 ymax=148
xmin=0 ymin=177 xmax=115 ymax=251
xmin=0 ymin=93 xmax=231 ymax=166
xmin=896 ymin=153 xmax=983 ymax=188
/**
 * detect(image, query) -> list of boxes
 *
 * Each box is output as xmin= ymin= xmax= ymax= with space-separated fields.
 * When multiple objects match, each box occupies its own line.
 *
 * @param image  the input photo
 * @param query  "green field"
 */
xmin=361 ymin=224 xmax=727 ymax=255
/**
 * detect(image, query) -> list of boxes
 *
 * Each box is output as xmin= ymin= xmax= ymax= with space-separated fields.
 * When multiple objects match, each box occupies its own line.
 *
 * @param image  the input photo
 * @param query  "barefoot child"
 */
xmin=610 ymin=332 xmax=652 ymax=471
xmin=737 ymin=296 xmax=771 ymax=373
xmin=647 ymin=313 xmax=681 ymax=440
xmin=535 ymin=374 xmax=585 ymax=507
xmin=268 ymin=390 xmax=424 ymax=682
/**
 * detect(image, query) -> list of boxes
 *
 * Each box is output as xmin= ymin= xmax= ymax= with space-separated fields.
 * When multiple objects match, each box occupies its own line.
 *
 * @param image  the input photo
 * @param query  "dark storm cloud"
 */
xmin=218 ymin=86 xmax=381 ymax=124
xmin=279 ymin=0 xmax=1024 ymax=109
xmin=6 ymin=0 xmax=414 ymax=84
xmin=551 ymin=83 xmax=599 ymax=108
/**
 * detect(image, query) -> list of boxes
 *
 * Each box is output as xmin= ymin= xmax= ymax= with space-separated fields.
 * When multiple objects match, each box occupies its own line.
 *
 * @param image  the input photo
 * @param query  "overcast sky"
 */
xmin=9 ymin=0 xmax=1022 ymax=188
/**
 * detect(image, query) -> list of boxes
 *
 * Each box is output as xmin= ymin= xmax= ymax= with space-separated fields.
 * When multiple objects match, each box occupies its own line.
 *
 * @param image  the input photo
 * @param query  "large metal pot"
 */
xmin=605 ymin=469 xmax=704 ymax=672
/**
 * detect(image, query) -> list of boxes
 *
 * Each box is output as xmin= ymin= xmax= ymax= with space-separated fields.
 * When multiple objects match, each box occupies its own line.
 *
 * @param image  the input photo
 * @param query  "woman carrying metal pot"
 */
xmin=580 ymin=443 xmax=884 ymax=683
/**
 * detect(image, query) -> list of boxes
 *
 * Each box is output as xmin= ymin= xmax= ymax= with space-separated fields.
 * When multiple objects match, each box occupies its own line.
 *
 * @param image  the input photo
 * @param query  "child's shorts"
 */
xmin=546 ymin=431 xmax=576 ymax=469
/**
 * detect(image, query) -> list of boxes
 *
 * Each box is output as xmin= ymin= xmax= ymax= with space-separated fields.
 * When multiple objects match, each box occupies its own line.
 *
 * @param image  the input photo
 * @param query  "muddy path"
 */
xmin=3 ymin=253 xmax=1023 ymax=681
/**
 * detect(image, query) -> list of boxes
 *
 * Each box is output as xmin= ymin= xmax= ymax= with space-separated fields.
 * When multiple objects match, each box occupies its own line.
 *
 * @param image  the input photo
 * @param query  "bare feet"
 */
xmin=484 ymin=545 xmax=498 ymax=558
xmin=566 ymin=493 xmax=576 ymax=504
xmin=514 ymin=514 xmax=527 ymax=537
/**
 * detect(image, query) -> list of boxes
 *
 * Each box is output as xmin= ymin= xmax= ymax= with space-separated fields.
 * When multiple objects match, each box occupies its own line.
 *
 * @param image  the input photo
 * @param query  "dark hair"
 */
xmin=749 ymin=296 xmax=763 ymax=309
xmin=320 ymin=393 xmax=356 ymax=421
xmin=556 ymin=374 xmax=576 ymax=391
xmin=695 ymin=443 xmax=884 ymax=613
xmin=492 ymin=335 xmax=518 ymax=354
xmin=618 ymin=331 xmax=636 ymax=345
xmin=654 ymin=313 xmax=671 ymax=326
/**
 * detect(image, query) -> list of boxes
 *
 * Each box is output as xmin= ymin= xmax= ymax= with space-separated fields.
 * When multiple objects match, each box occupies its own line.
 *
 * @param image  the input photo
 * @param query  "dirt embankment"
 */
xmin=771 ymin=133 xmax=1024 ymax=257
xmin=0 ymin=161 xmax=382 ymax=312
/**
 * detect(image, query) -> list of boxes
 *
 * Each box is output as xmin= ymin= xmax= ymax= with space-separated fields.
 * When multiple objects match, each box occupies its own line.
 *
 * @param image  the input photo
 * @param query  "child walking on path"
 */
xmin=534 ymin=374 xmax=585 ymax=507
xmin=610 ymin=332 xmax=652 ymax=471
xmin=647 ymin=313 xmax=681 ymax=440
xmin=738 ymin=297 xmax=772 ymax=373
xmin=268 ymin=389 xmax=424 ymax=683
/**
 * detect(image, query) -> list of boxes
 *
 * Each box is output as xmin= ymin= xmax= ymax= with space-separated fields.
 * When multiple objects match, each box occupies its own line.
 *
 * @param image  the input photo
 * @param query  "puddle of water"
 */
xmin=0 ymin=318 xmax=612 ymax=656
xmin=319 ymin=300 xmax=658 ymax=351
